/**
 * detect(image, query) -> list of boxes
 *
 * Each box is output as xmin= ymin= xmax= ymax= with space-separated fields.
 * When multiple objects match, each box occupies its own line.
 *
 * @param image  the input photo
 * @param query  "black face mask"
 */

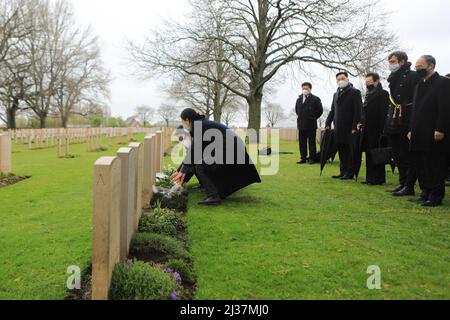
xmin=366 ymin=85 xmax=375 ymax=91
xmin=416 ymin=68 xmax=428 ymax=78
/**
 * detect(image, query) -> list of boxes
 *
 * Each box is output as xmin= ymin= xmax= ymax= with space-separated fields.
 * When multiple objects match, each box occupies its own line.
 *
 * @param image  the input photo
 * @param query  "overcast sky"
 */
xmin=69 ymin=0 xmax=450 ymax=126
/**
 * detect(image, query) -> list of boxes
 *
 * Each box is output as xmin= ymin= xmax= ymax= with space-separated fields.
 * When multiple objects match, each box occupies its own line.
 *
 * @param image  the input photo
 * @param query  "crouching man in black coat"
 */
xmin=408 ymin=56 xmax=450 ymax=207
xmin=326 ymin=71 xmax=363 ymax=180
xmin=171 ymin=108 xmax=262 ymax=206
xmin=295 ymin=82 xmax=323 ymax=164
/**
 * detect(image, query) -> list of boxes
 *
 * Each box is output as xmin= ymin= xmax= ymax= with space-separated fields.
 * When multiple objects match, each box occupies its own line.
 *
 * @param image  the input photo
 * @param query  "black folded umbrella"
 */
xmin=351 ymin=130 xmax=365 ymax=181
xmin=320 ymin=129 xmax=337 ymax=176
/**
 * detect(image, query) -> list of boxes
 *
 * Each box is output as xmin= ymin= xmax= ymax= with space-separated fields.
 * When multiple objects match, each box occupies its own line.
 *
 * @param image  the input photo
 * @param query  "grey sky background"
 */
xmin=70 ymin=0 xmax=450 ymax=126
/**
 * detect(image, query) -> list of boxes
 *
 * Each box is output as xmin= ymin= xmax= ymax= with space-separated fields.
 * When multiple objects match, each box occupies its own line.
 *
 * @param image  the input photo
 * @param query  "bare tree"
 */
xmin=134 ymin=105 xmax=154 ymax=127
xmin=0 ymin=0 xmax=33 ymax=128
xmin=128 ymin=0 xmax=397 ymax=135
xmin=165 ymin=72 xmax=214 ymax=119
xmin=264 ymin=102 xmax=285 ymax=128
xmin=222 ymin=94 xmax=244 ymax=127
xmin=158 ymin=104 xmax=179 ymax=127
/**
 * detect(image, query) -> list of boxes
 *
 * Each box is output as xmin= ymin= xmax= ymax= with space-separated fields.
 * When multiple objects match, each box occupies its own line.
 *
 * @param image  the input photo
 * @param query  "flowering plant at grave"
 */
xmin=164 ymin=268 xmax=183 ymax=283
xmin=164 ymin=268 xmax=182 ymax=301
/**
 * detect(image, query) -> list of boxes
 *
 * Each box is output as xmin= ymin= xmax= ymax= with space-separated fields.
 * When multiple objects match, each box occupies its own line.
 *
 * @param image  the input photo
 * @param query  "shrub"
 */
xmin=109 ymin=260 xmax=176 ymax=300
xmin=151 ymin=192 xmax=189 ymax=212
xmin=139 ymin=206 xmax=186 ymax=238
xmin=164 ymin=259 xmax=197 ymax=285
xmin=0 ymin=173 xmax=15 ymax=180
xmin=130 ymin=233 xmax=192 ymax=263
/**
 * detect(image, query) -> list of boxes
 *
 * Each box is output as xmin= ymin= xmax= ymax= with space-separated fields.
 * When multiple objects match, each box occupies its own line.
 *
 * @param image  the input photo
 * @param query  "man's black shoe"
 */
xmin=422 ymin=200 xmax=442 ymax=208
xmin=332 ymin=174 xmax=345 ymax=179
xmin=393 ymin=186 xmax=415 ymax=197
xmin=340 ymin=175 xmax=355 ymax=180
xmin=408 ymin=197 xmax=428 ymax=204
xmin=198 ymin=196 xmax=222 ymax=206
xmin=387 ymin=185 xmax=404 ymax=193
xmin=309 ymin=160 xmax=317 ymax=165
xmin=297 ymin=160 xmax=307 ymax=164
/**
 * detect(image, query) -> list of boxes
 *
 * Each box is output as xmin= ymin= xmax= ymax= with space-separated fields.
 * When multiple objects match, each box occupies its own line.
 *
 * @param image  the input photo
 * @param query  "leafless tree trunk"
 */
xmin=264 ymin=103 xmax=285 ymax=128
xmin=134 ymin=105 xmax=154 ymax=127
xmin=158 ymin=104 xmax=179 ymax=127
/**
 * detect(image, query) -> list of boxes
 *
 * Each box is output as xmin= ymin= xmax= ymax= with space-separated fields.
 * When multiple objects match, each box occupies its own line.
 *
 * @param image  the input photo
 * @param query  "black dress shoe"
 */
xmin=408 ymin=197 xmax=428 ymax=204
xmin=297 ymin=160 xmax=307 ymax=164
xmin=332 ymin=174 xmax=345 ymax=179
xmin=393 ymin=186 xmax=415 ymax=197
xmin=309 ymin=160 xmax=317 ymax=165
xmin=340 ymin=175 xmax=355 ymax=180
xmin=387 ymin=185 xmax=404 ymax=193
xmin=422 ymin=201 xmax=442 ymax=208
xmin=198 ymin=196 xmax=222 ymax=206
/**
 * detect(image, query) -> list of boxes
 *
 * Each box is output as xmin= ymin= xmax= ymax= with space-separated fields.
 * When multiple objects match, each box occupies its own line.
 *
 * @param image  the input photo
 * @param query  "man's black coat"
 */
xmin=361 ymin=85 xmax=390 ymax=151
xmin=295 ymin=94 xmax=323 ymax=131
xmin=386 ymin=62 xmax=421 ymax=135
xmin=180 ymin=120 xmax=261 ymax=199
xmin=410 ymin=72 xmax=450 ymax=153
xmin=326 ymin=85 xmax=363 ymax=144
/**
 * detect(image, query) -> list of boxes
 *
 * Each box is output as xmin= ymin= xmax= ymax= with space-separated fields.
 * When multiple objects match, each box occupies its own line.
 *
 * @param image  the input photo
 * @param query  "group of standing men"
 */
xmin=295 ymin=51 xmax=450 ymax=207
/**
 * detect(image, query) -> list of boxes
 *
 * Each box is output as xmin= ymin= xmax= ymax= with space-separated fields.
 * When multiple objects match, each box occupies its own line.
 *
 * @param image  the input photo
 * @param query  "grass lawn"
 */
xmin=0 ymin=137 xmax=448 ymax=300
xmin=0 ymin=135 xmax=146 ymax=300
xmin=186 ymin=140 xmax=450 ymax=300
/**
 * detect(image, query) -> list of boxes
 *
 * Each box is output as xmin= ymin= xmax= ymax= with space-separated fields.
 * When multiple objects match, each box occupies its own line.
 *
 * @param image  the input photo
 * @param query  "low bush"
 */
xmin=109 ymin=260 xmax=176 ymax=300
xmin=164 ymin=259 xmax=197 ymax=286
xmin=130 ymin=233 xmax=192 ymax=263
xmin=0 ymin=172 xmax=15 ymax=180
xmin=139 ymin=205 xmax=186 ymax=238
xmin=151 ymin=192 xmax=189 ymax=212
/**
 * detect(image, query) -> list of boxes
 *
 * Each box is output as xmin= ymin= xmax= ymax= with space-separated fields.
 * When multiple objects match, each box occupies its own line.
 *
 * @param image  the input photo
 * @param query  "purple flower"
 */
xmin=171 ymin=291 xmax=178 ymax=300
xmin=164 ymin=268 xmax=174 ymax=274
xmin=174 ymin=272 xmax=182 ymax=283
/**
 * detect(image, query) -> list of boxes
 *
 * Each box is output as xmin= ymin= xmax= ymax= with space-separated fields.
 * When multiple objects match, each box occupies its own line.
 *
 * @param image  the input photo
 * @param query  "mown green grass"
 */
xmin=186 ymin=140 xmax=450 ymax=300
xmin=0 ymin=135 xmax=146 ymax=300
xmin=0 ymin=138 xmax=448 ymax=300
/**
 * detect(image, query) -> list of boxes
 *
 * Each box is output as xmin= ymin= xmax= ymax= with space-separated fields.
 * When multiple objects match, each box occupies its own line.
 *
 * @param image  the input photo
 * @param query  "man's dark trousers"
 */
xmin=299 ymin=130 xmax=317 ymax=162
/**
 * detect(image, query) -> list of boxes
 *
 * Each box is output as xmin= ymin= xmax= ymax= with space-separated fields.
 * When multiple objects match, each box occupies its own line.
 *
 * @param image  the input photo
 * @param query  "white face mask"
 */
xmin=338 ymin=80 xmax=349 ymax=89
xmin=389 ymin=63 xmax=400 ymax=73
xmin=302 ymin=90 xmax=310 ymax=96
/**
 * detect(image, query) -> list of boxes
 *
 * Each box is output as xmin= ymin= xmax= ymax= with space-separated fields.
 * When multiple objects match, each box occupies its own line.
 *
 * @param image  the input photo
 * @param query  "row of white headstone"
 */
xmin=91 ymin=130 xmax=173 ymax=300
xmin=0 ymin=133 xmax=12 ymax=174
xmin=5 ymin=127 xmax=159 ymax=150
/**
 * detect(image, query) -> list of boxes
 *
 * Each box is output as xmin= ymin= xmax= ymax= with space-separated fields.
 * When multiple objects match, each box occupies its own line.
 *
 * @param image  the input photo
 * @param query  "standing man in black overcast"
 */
xmin=408 ymin=55 xmax=450 ymax=207
xmin=386 ymin=51 xmax=421 ymax=197
xmin=296 ymin=82 xmax=323 ymax=165
xmin=326 ymin=72 xmax=363 ymax=180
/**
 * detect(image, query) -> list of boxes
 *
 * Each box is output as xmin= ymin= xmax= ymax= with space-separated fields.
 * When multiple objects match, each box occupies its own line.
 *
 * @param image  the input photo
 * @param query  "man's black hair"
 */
xmin=366 ymin=73 xmax=380 ymax=82
xmin=421 ymin=55 xmax=436 ymax=68
xmin=301 ymin=82 xmax=312 ymax=89
xmin=336 ymin=71 xmax=348 ymax=78
xmin=388 ymin=51 xmax=409 ymax=63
